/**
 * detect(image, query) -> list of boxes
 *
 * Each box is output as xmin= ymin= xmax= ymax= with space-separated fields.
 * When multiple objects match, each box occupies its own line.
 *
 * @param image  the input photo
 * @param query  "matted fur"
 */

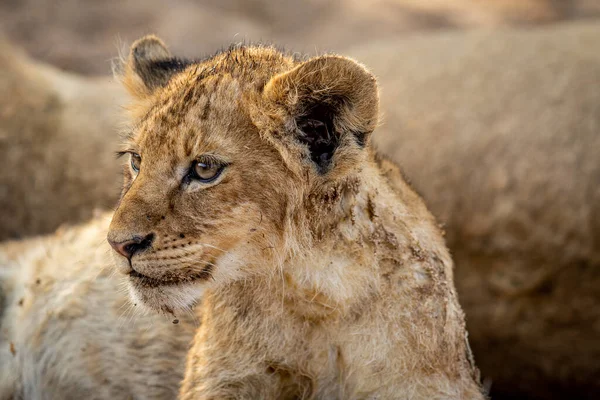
xmin=107 ymin=36 xmax=484 ymax=399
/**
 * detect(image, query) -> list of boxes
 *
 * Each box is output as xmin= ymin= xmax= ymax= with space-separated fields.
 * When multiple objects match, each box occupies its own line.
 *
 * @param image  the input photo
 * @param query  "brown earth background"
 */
xmin=2 ymin=0 xmax=600 ymax=75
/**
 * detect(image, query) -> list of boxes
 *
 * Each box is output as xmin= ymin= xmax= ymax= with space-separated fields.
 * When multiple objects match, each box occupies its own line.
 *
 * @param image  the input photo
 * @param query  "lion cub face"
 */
xmin=107 ymin=36 xmax=378 ymax=314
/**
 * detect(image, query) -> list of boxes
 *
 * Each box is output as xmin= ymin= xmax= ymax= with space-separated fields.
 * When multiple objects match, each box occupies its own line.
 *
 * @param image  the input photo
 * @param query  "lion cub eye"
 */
xmin=130 ymin=153 xmax=141 ymax=173
xmin=192 ymin=161 xmax=223 ymax=183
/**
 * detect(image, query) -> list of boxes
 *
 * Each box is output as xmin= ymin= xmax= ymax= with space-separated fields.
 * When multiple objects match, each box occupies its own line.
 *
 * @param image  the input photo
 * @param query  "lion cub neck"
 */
xmin=212 ymin=160 xmax=414 ymax=321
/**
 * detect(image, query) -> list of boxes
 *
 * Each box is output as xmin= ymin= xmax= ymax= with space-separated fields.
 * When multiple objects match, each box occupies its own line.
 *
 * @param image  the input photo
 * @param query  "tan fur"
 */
xmin=0 ymin=214 xmax=197 ymax=400
xmin=349 ymin=22 xmax=600 ymax=399
xmin=0 ymin=38 xmax=125 ymax=240
xmin=106 ymin=37 xmax=483 ymax=399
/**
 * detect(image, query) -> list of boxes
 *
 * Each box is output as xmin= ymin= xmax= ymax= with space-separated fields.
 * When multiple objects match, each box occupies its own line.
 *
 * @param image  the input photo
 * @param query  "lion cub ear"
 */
xmin=121 ymin=35 xmax=191 ymax=99
xmin=262 ymin=55 xmax=379 ymax=174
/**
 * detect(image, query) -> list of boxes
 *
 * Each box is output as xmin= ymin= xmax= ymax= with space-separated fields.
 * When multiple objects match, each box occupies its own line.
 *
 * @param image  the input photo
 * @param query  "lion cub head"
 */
xmin=107 ymin=35 xmax=378 ymax=314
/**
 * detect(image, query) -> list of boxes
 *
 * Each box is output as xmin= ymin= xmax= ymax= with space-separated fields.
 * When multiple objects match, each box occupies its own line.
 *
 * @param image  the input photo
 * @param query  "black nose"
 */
xmin=108 ymin=233 xmax=154 ymax=260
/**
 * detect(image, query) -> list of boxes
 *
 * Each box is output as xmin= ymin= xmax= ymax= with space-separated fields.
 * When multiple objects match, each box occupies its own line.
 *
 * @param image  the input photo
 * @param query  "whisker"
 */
xmin=197 ymin=243 xmax=227 ymax=253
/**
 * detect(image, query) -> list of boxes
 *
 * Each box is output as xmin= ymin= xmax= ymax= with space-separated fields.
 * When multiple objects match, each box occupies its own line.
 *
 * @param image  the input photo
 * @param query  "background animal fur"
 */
xmin=0 ymin=39 xmax=125 ymax=240
xmin=0 ymin=214 xmax=197 ymax=400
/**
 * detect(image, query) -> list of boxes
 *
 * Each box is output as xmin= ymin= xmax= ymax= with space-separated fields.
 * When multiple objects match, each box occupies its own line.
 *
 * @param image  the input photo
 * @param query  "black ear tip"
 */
xmin=131 ymin=35 xmax=170 ymax=63
xmin=125 ymin=35 xmax=188 ymax=94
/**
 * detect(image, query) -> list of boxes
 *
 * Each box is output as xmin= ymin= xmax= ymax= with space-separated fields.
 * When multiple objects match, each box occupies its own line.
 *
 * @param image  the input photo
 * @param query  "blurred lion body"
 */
xmin=350 ymin=21 xmax=600 ymax=399
xmin=0 ymin=214 xmax=197 ymax=400
xmin=0 ymin=39 xmax=125 ymax=240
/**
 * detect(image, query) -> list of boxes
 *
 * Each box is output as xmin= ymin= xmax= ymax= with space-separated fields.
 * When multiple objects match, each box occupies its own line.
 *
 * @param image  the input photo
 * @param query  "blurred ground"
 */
xmin=1 ymin=0 xmax=600 ymax=75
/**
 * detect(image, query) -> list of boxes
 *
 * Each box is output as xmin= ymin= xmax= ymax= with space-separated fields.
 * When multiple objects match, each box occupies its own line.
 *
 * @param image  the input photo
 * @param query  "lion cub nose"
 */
xmin=108 ymin=233 xmax=155 ymax=260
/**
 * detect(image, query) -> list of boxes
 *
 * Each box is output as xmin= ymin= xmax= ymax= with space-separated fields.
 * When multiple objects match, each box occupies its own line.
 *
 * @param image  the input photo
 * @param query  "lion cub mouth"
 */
xmin=128 ymin=265 xmax=213 ymax=288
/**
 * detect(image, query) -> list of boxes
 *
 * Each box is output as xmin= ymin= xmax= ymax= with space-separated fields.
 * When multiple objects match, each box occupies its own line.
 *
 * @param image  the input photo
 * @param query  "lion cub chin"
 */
xmin=107 ymin=35 xmax=485 ymax=399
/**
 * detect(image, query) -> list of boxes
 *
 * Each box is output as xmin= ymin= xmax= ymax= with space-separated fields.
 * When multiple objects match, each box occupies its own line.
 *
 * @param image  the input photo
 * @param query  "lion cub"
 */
xmin=107 ymin=36 xmax=484 ymax=399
